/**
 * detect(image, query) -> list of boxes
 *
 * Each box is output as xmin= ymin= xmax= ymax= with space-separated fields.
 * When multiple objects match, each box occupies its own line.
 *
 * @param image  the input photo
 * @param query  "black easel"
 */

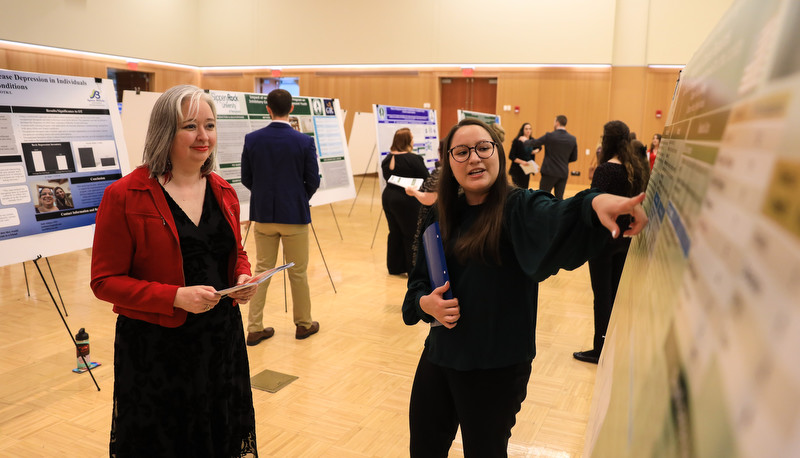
xmin=329 ymin=204 xmax=343 ymax=240
xmin=31 ymin=255 xmax=100 ymax=391
xmin=22 ymin=258 xmax=68 ymax=316
xmin=310 ymin=221 xmax=337 ymax=293
xmin=242 ymin=217 xmax=338 ymax=313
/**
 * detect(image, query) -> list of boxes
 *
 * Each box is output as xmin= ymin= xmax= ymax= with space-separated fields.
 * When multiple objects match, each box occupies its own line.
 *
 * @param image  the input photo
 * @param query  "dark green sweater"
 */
xmin=402 ymin=188 xmax=609 ymax=370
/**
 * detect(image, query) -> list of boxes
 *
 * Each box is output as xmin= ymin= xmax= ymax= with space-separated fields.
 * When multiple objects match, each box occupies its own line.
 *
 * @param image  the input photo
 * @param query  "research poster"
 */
xmin=586 ymin=0 xmax=800 ymax=456
xmin=373 ymin=104 xmax=439 ymax=175
xmin=0 ymin=69 xmax=128 ymax=266
xmin=123 ymin=90 xmax=355 ymax=216
xmin=457 ymin=109 xmax=500 ymax=126
xmin=210 ymin=91 xmax=354 ymax=209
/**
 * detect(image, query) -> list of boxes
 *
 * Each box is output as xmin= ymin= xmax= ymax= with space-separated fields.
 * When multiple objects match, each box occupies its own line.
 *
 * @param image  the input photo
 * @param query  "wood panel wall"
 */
xmin=1 ymin=43 xmax=679 ymax=187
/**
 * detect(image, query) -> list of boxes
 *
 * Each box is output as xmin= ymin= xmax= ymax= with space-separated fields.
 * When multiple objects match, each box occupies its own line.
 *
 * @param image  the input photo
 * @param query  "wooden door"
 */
xmin=439 ymin=77 xmax=497 ymax=137
xmin=108 ymin=70 xmax=152 ymax=103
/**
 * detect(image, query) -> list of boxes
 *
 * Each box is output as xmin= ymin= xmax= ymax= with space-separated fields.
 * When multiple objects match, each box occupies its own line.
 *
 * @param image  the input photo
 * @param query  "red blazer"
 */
xmin=90 ymin=167 xmax=251 ymax=328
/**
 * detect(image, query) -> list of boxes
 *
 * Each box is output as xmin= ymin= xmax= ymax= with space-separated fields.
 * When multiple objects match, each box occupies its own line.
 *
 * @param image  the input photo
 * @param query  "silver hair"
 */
xmin=141 ymin=84 xmax=217 ymax=179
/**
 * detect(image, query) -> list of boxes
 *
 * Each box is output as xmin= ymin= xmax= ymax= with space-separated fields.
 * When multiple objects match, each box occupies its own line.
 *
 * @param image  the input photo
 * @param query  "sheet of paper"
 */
xmin=387 ymin=175 xmax=424 ymax=190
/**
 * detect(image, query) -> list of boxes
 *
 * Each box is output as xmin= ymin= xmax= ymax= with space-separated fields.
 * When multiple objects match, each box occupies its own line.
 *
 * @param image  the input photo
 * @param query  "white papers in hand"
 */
xmin=216 ymin=262 xmax=294 ymax=296
xmin=387 ymin=175 xmax=425 ymax=190
xmin=519 ymin=160 xmax=539 ymax=175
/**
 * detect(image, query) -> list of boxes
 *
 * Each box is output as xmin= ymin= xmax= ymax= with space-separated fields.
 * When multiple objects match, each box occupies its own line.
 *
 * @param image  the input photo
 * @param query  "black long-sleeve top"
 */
xmin=402 ymin=188 xmax=609 ymax=370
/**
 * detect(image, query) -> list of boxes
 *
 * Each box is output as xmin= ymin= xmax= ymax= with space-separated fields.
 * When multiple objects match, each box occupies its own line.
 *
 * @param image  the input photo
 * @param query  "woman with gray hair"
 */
xmin=91 ymin=85 xmax=259 ymax=457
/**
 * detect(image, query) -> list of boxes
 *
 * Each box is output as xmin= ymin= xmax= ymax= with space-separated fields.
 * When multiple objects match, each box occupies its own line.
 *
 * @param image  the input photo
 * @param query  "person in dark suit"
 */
xmin=523 ymin=114 xmax=577 ymax=200
xmin=241 ymin=89 xmax=321 ymax=345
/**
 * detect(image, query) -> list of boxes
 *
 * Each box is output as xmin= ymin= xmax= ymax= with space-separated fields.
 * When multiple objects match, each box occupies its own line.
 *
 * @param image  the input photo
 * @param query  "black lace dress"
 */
xmin=110 ymin=183 xmax=257 ymax=457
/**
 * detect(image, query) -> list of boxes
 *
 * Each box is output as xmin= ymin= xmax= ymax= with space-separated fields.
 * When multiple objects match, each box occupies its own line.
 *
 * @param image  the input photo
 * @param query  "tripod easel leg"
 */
xmin=348 ymin=144 xmax=376 ymax=217
xmin=371 ymin=209 xmax=384 ymax=249
xmin=22 ymin=262 xmax=30 ymax=296
xmin=310 ymin=222 xmax=336 ymax=293
xmin=45 ymin=257 xmax=67 ymax=316
xmin=329 ymin=204 xmax=343 ymax=240
xmin=31 ymin=255 xmax=100 ymax=391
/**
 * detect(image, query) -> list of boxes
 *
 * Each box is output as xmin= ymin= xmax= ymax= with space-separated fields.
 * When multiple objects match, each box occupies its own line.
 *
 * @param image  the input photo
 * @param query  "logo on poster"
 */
xmin=87 ymin=90 xmax=105 ymax=104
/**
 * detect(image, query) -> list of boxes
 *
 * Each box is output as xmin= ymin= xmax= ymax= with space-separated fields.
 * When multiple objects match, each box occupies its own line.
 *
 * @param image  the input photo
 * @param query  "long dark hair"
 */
xmin=600 ymin=120 xmax=649 ymax=194
xmin=515 ymin=122 xmax=531 ymax=138
xmin=649 ymin=133 xmax=662 ymax=151
xmin=438 ymin=118 xmax=509 ymax=264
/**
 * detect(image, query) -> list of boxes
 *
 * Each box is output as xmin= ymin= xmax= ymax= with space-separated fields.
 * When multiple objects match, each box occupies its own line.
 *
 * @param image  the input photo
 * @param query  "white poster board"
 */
xmin=373 ymin=104 xmax=439 ymax=189
xmin=347 ymin=111 xmax=377 ymax=175
xmin=122 ymin=90 xmax=356 ymax=217
xmin=0 ymin=69 xmax=129 ymax=266
xmin=586 ymin=0 xmax=800 ymax=456
xmin=121 ymin=89 xmax=162 ymax=172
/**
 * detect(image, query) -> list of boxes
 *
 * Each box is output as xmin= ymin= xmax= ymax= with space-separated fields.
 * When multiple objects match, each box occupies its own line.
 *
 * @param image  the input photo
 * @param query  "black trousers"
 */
xmin=538 ymin=173 xmax=567 ymax=200
xmin=409 ymin=349 xmax=532 ymax=458
xmin=587 ymin=240 xmax=630 ymax=351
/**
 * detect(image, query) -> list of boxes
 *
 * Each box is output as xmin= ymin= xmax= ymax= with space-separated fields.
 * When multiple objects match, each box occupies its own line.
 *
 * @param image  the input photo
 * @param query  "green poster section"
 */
xmin=457 ymin=109 xmax=500 ymax=126
xmin=585 ymin=0 xmax=800 ymax=456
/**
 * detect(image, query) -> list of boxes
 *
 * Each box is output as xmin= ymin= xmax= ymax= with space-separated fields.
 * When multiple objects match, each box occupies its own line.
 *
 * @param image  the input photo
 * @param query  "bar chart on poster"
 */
xmin=585 ymin=0 xmax=800 ymax=456
xmin=0 ymin=69 xmax=128 ymax=266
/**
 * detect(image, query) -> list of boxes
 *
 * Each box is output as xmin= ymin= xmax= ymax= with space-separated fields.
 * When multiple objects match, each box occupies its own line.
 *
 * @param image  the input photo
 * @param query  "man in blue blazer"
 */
xmin=241 ymin=89 xmax=321 ymax=345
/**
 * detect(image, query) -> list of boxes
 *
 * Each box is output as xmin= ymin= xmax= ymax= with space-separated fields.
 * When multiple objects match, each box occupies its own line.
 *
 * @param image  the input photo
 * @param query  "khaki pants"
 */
xmin=247 ymin=222 xmax=313 ymax=332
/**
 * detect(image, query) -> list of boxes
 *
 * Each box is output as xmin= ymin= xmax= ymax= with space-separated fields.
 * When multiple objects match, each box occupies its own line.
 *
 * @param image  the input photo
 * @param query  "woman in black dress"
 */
xmin=381 ymin=127 xmax=430 ymax=274
xmin=508 ymin=122 xmax=536 ymax=188
xmin=91 ymin=85 xmax=259 ymax=457
xmin=574 ymin=120 xmax=650 ymax=364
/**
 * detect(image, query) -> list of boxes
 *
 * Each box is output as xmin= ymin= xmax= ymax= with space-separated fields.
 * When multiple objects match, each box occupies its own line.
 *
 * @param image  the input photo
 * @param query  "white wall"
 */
xmin=0 ymin=0 xmax=734 ymax=67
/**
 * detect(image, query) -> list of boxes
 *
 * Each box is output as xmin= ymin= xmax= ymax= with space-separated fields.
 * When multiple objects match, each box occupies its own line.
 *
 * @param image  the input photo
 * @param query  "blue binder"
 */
xmin=422 ymin=222 xmax=452 ymax=300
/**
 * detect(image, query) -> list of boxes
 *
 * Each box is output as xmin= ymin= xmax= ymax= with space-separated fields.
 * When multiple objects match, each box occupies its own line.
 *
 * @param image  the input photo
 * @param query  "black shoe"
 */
xmin=573 ymin=350 xmax=600 ymax=364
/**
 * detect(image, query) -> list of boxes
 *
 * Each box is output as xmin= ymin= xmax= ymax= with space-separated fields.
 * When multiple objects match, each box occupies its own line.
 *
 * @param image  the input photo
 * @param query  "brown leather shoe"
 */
xmin=295 ymin=321 xmax=319 ymax=340
xmin=246 ymin=328 xmax=275 ymax=346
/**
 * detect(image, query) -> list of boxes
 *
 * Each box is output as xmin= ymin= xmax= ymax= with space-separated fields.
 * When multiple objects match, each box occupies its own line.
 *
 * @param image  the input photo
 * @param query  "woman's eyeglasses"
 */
xmin=448 ymin=141 xmax=496 ymax=163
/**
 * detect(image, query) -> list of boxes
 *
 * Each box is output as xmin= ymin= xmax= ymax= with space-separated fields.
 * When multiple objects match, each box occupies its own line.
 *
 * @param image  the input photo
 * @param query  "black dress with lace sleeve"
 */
xmin=110 ymin=182 xmax=257 ymax=457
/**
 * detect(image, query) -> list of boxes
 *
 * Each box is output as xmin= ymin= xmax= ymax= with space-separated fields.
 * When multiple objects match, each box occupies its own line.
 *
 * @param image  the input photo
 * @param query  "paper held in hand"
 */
xmin=519 ymin=160 xmax=539 ymax=175
xmin=216 ymin=262 xmax=294 ymax=297
xmin=387 ymin=175 xmax=425 ymax=190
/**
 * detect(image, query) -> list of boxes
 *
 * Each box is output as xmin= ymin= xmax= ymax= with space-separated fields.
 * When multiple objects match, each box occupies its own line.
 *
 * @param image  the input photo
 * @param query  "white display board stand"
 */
xmin=347 ymin=111 xmax=377 ymax=175
xmin=120 ymin=90 xmax=356 ymax=220
xmin=120 ymin=89 xmax=162 ymax=172
xmin=0 ymin=69 xmax=130 ymax=266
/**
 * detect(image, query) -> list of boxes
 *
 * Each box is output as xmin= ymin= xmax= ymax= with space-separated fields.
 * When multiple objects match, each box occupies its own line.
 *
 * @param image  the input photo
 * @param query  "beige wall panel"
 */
xmin=0 ymin=0 xmax=200 ymax=65
xmin=640 ymin=68 xmax=680 ymax=143
xmin=612 ymin=0 xmax=650 ymax=66
xmin=647 ymin=0 xmax=735 ymax=64
xmin=609 ymin=66 xmax=648 ymax=136
xmin=2 ymin=0 xmax=725 ymax=67
xmin=0 ymin=0 xmax=734 ymax=66
xmin=431 ymin=0 xmax=615 ymax=65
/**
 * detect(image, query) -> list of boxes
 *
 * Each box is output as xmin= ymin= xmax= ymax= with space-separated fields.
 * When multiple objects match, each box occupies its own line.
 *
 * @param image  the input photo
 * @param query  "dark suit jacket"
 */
xmin=525 ymin=129 xmax=577 ymax=178
xmin=241 ymin=121 xmax=320 ymax=224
